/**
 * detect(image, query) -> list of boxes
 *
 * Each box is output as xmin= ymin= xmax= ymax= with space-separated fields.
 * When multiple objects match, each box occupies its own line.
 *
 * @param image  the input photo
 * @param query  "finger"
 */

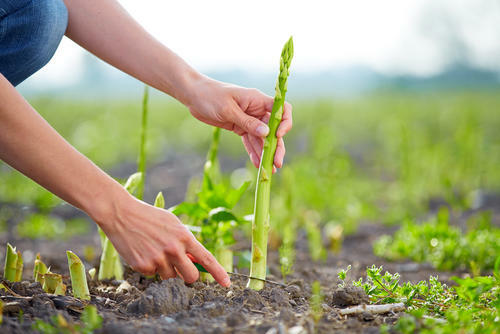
xmin=172 ymin=255 xmax=200 ymax=284
xmin=274 ymin=137 xmax=285 ymax=168
xmin=248 ymin=135 xmax=264 ymax=164
xmin=242 ymin=135 xmax=259 ymax=168
xmin=157 ymin=261 xmax=177 ymax=280
xmin=230 ymin=104 xmax=269 ymax=138
xmin=260 ymin=112 xmax=271 ymax=125
xmin=277 ymin=102 xmax=293 ymax=138
xmin=186 ymin=240 xmax=230 ymax=287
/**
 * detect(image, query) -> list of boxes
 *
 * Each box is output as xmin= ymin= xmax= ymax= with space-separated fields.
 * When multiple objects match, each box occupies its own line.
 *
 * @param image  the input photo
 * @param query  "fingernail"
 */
xmin=223 ymin=276 xmax=231 ymax=287
xmin=256 ymin=125 xmax=269 ymax=137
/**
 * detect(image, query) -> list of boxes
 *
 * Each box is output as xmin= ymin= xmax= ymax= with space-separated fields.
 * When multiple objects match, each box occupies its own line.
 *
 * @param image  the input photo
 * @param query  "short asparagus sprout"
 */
xmin=67 ymin=251 xmax=90 ymax=301
xmin=98 ymin=228 xmax=123 ymax=281
xmin=33 ymin=254 xmax=49 ymax=285
xmin=14 ymin=250 xmax=23 ymax=282
xmin=154 ymin=191 xmax=165 ymax=209
xmin=88 ymin=268 xmax=97 ymax=280
xmin=3 ymin=243 xmax=19 ymax=282
xmin=43 ymin=273 xmax=66 ymax=295
xmin=247 ymin=36 xmax=294 ymax=290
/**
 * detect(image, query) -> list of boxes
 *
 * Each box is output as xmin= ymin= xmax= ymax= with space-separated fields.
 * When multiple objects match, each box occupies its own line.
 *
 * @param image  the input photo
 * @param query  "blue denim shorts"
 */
xmin=0 ymin=0 xmax=68 ymax=86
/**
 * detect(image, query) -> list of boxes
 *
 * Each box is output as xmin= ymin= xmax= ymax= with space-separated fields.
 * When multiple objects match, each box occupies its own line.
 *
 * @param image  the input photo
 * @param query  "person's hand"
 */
xmin=95 ymin=189 xmax=231 ymax=287
xmin=185 ymin=76 xmax=293 ymax=170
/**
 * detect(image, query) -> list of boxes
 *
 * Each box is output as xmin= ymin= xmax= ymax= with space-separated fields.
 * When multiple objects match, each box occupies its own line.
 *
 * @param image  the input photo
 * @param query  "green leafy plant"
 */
xmin=248 ymin=36 xmax=294 ymax=290
xmin=171 ymin=128 xmax=249 ymax=275
xmin=32 ymin=305 xmax=102 ymax=334
xmin=341 ymin=261 xmax=500 ymax=333
xmin=374 ymin=208 xmax=500 ymax=273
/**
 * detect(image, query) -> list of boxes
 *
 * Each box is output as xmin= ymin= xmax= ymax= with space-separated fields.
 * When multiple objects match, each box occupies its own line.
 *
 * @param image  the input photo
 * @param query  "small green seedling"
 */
xmin=309 ymin=281 xmax=324 ymax=323
xmin=171 ymin=128 xmax=250 ymax=277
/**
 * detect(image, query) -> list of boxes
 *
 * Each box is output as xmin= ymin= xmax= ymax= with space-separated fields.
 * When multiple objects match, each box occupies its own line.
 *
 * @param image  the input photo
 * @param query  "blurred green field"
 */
xmin=1 ymin=90 xmax=499 ymax=230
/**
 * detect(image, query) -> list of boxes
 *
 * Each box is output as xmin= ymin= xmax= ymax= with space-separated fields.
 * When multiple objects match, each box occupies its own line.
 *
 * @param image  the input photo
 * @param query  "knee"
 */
xmin=24 ymin=0 xmax=69 ymax=71
xmin=1 ymin=0 xmax=68 ymax=85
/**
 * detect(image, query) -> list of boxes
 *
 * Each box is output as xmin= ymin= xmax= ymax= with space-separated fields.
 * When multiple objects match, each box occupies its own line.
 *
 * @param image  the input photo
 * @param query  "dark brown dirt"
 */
xmin=0 ymin=219 xmax=458 ymax=334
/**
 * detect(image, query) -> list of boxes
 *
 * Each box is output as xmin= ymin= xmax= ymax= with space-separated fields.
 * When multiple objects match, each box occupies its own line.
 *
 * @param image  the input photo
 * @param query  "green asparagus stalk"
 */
xmin=154 ymin=191 xmax=165 ymax=209
xmin=3 ymin=243 xmax=18 ymax=282
xmin=202 ymin=127 xmax=221 ymax=191
xmin=247 ymin=37 xmax=293 ymax=290
xmin=137 ymin=85 xmax=149 ymax=200
xmin=14 ymin=250 xmax=23 ymax=282
xmin=67 ymin=251 xmax=90 ymax=301
xmin=215 ymin=248 xmax=233 ymax=273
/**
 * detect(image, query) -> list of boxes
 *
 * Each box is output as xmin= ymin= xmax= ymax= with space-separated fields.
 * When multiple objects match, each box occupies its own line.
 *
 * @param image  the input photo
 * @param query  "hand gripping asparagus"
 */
xmin=247 ymin=37 xmax=293 ymax=290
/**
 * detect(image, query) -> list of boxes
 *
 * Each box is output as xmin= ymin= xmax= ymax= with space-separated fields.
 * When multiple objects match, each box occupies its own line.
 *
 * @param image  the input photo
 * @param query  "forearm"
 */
xmin=63 ymin=0 xmax=201 ymax=105
xmin=0 ymin=74 xmax=125 ymax=224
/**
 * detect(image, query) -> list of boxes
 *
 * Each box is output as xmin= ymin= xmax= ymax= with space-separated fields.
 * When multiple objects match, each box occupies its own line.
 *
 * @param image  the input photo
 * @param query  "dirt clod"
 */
xmin=330 ymin=286 xmax=370 ymax=307
xmin=126 ymin=278 xmax=193 ymax=315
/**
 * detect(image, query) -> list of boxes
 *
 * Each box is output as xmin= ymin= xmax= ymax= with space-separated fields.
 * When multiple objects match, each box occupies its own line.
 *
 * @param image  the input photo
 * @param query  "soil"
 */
xmin=1 ymin=155 xmax=499 ymax=333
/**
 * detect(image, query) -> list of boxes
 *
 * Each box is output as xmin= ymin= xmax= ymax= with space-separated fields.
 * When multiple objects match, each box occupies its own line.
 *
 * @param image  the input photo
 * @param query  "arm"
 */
xmin=63 ymin=0 xmax=292 ymax=169
xmin=0 ymin=73 xmax=230 ymax=286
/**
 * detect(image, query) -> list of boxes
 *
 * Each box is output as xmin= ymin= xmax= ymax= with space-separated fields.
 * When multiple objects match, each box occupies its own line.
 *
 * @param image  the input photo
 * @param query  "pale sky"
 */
xmin=25 ymin=0 xmax=500 ymax=86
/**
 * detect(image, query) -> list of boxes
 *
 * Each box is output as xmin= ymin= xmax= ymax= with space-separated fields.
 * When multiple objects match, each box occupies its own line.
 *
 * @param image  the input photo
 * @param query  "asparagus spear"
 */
xmin=247 ymin=37 xmax=293 ymax=290
xmin=154 ymin=191 xmax=165 ymax=209
xmin=3 ymin=243 xmax=18 ymax=282
xmin=14 ymin=250 xmax=23 ymax=282
xmin=33 ymin=253 xmax=48 ymax=285
xmin=67 ymin=251 xmax=90 ymax=300
xmin=137 ymin=85 xmax=149 ymax=200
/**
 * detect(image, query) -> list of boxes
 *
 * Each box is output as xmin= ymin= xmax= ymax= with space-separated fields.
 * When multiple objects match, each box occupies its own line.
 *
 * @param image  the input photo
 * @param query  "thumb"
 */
xmin=231 ymin=108 xmax=269 ymax=137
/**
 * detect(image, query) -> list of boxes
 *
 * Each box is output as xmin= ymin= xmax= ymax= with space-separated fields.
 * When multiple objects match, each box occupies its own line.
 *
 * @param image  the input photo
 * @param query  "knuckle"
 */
xmin=184 ymin=270 xmax=199 ymax=284
xmin=164 ymin=243 xmax=181 ymax=257
xmin=134 ymin=261 xmax=155 ymax=275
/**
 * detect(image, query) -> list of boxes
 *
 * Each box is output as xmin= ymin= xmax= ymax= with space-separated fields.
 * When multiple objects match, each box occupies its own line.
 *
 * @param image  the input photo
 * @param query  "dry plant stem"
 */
xmin=67 ymin=251 xmax=90 ymax=301
xmin=3 ymin=244 xmax=18 ymax=282
xmin=247 ymin=37 xmax=293 ymax=290
xmin=338 ymin=302 xmax=406 ymax=315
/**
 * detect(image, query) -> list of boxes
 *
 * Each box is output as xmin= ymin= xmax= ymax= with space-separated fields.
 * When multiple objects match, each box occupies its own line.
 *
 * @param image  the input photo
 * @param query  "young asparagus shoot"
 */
xmin=154 ymin=191 xmax=165 ymax=209
xmin=3 ymin=243 xmax=19 ymax=282
xmin=14 ymin=250 xmax=23 ymax=282
xmin=43 ymin=273 xmax=66 ymax=295
xmin=33 ymin=253 xmax=49 ymax=285
xmin=247 ymin=36 xmax=294 ymax=290
xmin=67 ymin=251 xmax=90 ymax=301
xmin=137 ymin=85 xmax=149 ymax=200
